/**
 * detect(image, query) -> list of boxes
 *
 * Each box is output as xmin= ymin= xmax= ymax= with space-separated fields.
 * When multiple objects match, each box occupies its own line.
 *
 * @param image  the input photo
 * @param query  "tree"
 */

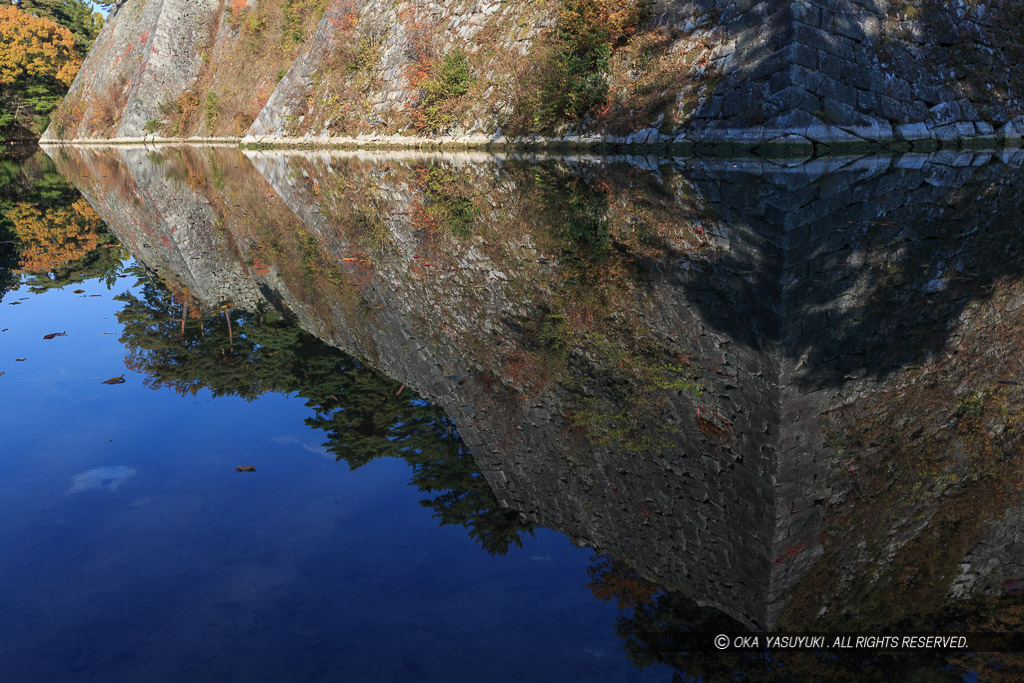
xmin=15 ymin=0 xmax=105 ymax=52
xmin=0 ymin=6 xmax=80 ymax=86
xmin=0 ymin=5 xmax=82 ymax=140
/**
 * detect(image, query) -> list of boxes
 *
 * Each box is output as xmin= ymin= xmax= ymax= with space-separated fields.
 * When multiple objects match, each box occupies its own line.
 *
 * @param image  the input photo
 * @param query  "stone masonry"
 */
xmin=44 ymin=0 xmax=1024 ymax=150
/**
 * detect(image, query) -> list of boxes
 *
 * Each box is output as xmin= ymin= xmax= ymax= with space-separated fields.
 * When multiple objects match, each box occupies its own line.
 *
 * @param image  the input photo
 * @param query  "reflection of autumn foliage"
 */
xmin=948 ymin=600 xmax=1024 ymax=681
xmin=8 ymin=198 xmax=106 ymax=274
xmin=586 ymin=554 xmax=660 ymax=613
xmin=1 ymin=151 xmax=123 ymax=296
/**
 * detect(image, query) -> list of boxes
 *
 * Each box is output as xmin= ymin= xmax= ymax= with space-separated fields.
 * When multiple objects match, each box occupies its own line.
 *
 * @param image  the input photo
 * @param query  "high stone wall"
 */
xmin=44 ymin=0 xmax=220 ymax=141
xmin=43 ymin=0 xmax=1024 ymax=148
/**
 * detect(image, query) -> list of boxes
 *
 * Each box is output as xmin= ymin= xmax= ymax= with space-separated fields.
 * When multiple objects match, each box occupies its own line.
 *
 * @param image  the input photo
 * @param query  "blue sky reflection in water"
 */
xmin=0 ymin=265 xmax=662 ymax=682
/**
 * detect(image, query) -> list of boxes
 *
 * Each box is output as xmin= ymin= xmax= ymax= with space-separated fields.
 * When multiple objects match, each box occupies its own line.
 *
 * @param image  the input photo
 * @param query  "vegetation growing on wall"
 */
xmin=510 ymin=0 xmax=646 ymax=133
xmin=293 ymin=1 xmax=375 ymax=136
xmin=144 ymin=0 xmax=331 ymax=138
xmin=293 ymin=0 xmax=669 ymax=138
xmin=407 ymin=49 xmax=472 ymax=133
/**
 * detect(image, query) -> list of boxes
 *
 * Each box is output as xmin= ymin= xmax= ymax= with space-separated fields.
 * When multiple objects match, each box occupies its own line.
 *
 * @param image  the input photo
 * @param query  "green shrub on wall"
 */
xmin=410 ymin=50 xmax=473 ymax=133
xmin=513 ymin=0 xmax=646 ymax=131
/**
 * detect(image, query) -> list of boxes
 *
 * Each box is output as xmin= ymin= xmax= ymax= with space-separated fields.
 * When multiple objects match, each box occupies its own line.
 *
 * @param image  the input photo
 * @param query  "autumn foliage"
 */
xmin=7 ymin=198 xmax=105 ymax=274
xmin=0 ymin=6 xmax=81 ymax=87
xmin=557 ymin=0 xmax=644 ymax=50
xmin=0 ymin=5 xmax=83 ymax=139
xmin=586 ymin=554 xmax=660 ymax=613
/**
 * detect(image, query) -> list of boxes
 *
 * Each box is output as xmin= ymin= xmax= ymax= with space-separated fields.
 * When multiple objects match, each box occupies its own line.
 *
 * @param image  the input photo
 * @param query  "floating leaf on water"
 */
xmin=43 ymin=332 xmax=66 ymax=340
xmin=74 ymin=289 xmax=85 ymax=294
xmin=236 ymin=466 xmax=256 ymax=473
xmin=9 ymin=301 xmax=21 ymax=305
xmin=15 ymin=358 xmax=26 ymax=362
xmin=101 ymin=375 xmax=126 ymax=384
xmin=2 ymin=328 xmax=8 ymax=332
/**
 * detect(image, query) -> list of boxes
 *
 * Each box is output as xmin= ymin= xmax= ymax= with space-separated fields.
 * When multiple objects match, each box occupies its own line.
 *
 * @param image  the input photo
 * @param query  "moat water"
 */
xmin=2 ymin=145 xmax=1023 ymax=681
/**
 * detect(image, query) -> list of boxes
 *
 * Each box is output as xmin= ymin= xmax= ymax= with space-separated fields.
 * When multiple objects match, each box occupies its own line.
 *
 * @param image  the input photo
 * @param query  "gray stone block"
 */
xmin=928 ymin=101 xmax=961 ymax=126
xmin=932 ymin=121 xmax=976 ymax=142
xmin=894 ymin=122 xmax=932 ymax=141
xmin=997 ymin=120 xmax=1023 ymax=142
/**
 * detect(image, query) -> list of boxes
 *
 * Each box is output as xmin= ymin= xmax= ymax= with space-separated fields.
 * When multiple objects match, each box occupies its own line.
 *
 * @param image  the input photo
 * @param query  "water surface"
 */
xmin=3 ymin=145 xmax=1024 ymax=681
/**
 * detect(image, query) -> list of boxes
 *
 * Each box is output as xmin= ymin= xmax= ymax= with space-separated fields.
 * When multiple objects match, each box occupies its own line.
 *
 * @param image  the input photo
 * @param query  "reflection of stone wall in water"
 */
xmin=681 ymin=150 xmax=1024 ymax=626
xmin=48 ymin=147 xmax=264 ymax=310
xmin=50 ymin=145 xmax=1024 ymax=630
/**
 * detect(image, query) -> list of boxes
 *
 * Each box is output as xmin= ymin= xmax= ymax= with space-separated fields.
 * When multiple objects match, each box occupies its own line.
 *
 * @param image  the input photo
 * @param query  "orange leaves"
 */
xmin=235 ymin=465 xmax=256 ymax=472
xmin=399 ymin=6 xmax=437 ymax=68
xmin=326 ymin=0 xmax=359 ymax=36
xmin=501 ymin=350 xmax=551 ymax=399
xmin=101 ymin=375 xmax=126 ymax=384
xmin=0 ymin=6 xmax=81 ymax=87
xmin=585 ymin=554 xmax=659 ymax=613
xmin=6 ymin=198 xmax=105 ymax=275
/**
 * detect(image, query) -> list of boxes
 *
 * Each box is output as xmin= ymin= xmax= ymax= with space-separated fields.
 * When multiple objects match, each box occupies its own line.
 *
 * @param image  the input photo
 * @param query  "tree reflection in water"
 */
xmin=114 ymin=268 xmax=534 ymax=556
xmin=0 ymin=152 xmax=124 ymax=299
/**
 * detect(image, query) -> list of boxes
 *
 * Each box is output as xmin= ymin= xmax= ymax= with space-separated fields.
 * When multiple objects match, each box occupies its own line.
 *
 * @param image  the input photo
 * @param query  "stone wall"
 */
xmin=43 ymin=0 xmax=220 ymax=141
xmin=44 ymin=0 xmax=1024 ymax=149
